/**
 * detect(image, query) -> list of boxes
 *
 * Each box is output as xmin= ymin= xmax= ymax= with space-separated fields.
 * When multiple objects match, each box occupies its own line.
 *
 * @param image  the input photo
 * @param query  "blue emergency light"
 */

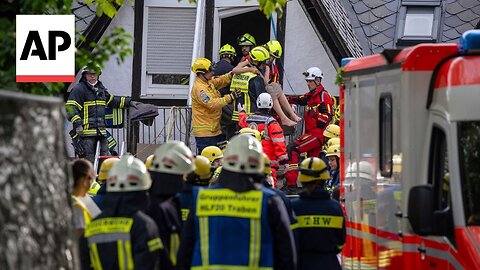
xmin=341 ymin=58 xmax=354 ymax=67
xmin=458 ymin=30 xmax=480 ymax=53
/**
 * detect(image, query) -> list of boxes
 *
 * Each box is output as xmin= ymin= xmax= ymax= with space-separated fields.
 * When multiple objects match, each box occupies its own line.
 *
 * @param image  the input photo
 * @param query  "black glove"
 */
xmin=130 ymin=101 xmax=142 ymax=109
xmin=71 ymin=137 xmax=86 ymax=157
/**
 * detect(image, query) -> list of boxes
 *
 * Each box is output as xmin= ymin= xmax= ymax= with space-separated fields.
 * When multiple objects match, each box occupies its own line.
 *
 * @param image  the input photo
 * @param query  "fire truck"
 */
xmin=339 ymin=30 xmax=480 ymax=269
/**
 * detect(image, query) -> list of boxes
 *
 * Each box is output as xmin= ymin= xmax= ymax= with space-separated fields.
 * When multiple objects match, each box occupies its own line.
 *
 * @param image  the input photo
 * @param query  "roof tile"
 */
xmin=457 ymin=9 xmax=479 ymax=23
xmin=371 ymin=5 xmax=395 ymax=19
xmin=445 ymin=14 xmax=466 ymax=28
xmin=458 ymin=0 xmax=480 ymax=9
xmin=363 ymin=0 xmax=384 ymax=9
xmin=370 ymin=32 xmax=391 ymax=46
xmin=352 ymin=1 xmax=370 ymax=14
xmin=371 ymin=19 xmax=393 ymax=32
xmin=456 ymin=22 xmax=475 ymax=34
xmin=445 ymin=2 xmax=465 ymax=15
xmin=383 ymin=14 xmax=397 ymax=25
xmin=471 ymin=4 xmax=480 ymax=15
xmin=444 ymin=28 xmax=461 ymax=40
xmin=382 ymin=26 xmax=396 ymax=39
xmin=384 ymin=0 xmax=399 ymax=12
xmin=357 ymin=11 xmax=381 ymax=24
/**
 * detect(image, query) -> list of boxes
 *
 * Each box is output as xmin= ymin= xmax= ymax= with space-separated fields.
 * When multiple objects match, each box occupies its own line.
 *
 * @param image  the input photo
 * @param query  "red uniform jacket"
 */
xmin=288 ymin=84 xmax=334 ymax=139
xmin=238 ymin=111 xmax=288 ymax=167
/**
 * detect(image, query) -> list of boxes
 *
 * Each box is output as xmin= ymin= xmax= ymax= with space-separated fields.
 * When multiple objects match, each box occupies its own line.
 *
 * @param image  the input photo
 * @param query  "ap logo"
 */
xmin=16 ymin=15 xmax=75 ymax=82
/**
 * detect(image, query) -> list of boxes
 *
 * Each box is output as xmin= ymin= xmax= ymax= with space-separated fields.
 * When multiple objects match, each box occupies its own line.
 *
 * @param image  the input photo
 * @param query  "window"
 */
xmin=379 ymin=93 xmax=392 ymax=177
xmin=458 ymin=121 xmax=480 ymax=226
xmin=396 ymin=1 xmax=441 ymax=46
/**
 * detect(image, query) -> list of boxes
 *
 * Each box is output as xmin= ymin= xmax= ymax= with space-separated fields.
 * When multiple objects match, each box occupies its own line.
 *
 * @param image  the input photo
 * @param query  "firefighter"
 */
xmin=215 ymin=44 xmax=238 ymax=140
xmin=200 ymin=145 xmax=223 ymax=169
xmin=147 ymin=141 xmax=195 ymax=267
xmin=325 ymin=144 xmax=341 ymax=198
xmin=320 ymin=124 xmax=340 ymax=168
xmin=191 ymin=57 xmax=246 ymax=154
xmin=177 ymin=155 xmax=212 ymax=223
xmin=238 ymin=92 xmax=289 ymax=187
xmin=263 ymin=40 xmax=301 ymax=127
xmin=66 ymin=65 xmax=140 ymax=164
xmin=177 ymin=134 xmax=297 ymax=270
xmin=237 ymin=33 xmax=256 ymax=62
xmin=91 ymin=157 xmax=119 ymax=209
xmin=231 ymin=46 xmax=269 ymax=123
xmin=82 ymin=155 xmax=173 ymax=270
xmin=323 ymin=124 xmax=340 ymax=139
xmin=239 ymin=127 xmax=262 ymax=141
xmin=285 ymin=67 xmax=334 ymax=193
xmin=71 ymin=159 xmax=100 ymax=239
xmin=291 ymin=157 xmax=346 ymax=270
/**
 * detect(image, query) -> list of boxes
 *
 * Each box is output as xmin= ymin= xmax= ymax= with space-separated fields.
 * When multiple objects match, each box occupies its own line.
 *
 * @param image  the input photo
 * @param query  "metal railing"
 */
xmin=108 ymin=105 xmax=305 ymax=157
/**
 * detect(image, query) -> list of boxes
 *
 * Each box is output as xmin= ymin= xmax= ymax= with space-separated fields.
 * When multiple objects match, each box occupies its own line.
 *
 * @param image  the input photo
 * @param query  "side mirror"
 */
xmin=408 ymin=185 xmax=434 ymax=235
xmin=408 ymin=185 xmax=454 ymax=236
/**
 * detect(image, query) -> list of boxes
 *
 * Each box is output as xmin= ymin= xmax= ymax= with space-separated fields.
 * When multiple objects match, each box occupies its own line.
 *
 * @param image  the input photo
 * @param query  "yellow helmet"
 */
xmin=238 ymin=33 xmax=256 ymax=46
xmin=324 ymin=137 xmax=340 ymax=151
xmin=239 ymin=127 xmax=262 ymax=141
xmin=193 ymin=155 xmax=212 ymax=181
xmin=325 ymin=144 xmax=341 ymax=158
xmin=201 ymin=146 xmax=224 ymax=163
xmin=192 ymin=58 xmax=212 ymax=74
xmin=88 ymin=181 xmax=101 ymax=195
xmin=323 ymin=124 xmax=340 ymax=139
xmin=249 ymin=46 xmax=270 ymax=62
xmin=98 ymin=157 xmax=120 ymax=182
xmin=219 ymin=44 xmax=236 ymax=57
xmin=265 ymin=40 xmax=282 ymax=58
xmin=145 ymin=154 xmax=154 ymax=170
xmin=263 ymin=153 xmax=272 ymax=175
xmin=298 ymin=157 xmax=330 ymax=183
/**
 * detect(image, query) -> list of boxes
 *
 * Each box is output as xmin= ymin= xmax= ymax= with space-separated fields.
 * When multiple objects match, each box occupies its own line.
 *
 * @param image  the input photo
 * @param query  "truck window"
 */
xmin=379 ymin=94 xmax=392 ymax=177
xmin=458 ymin=121 xmax=480 ymax=226
xmin=428 ymin=127 xmax=450 ymax=211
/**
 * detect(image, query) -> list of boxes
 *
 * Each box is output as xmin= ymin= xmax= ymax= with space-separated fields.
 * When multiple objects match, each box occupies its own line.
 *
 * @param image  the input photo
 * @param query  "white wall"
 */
xmin=99 ymin=3 xmax=135 ymax=97
xmin=283 ymin=0 xmax=338 ymax=96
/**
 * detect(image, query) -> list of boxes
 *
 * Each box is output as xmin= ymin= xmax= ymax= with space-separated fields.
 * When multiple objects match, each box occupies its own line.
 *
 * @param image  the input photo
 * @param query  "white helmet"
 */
xmin=345 ymin=161 xmax=375 ymax=181
xmin=303 ymin=67 xmax=323 ymax=81
xmin=223 ymin=134 xmax=264 ymax=174
xmin=257 ymin=92 xmax=273 ymax=109
xmin=107 ymin=155 xmax=152 ymax=192
xmin=150 ymin=141 xmax=195 ymax=175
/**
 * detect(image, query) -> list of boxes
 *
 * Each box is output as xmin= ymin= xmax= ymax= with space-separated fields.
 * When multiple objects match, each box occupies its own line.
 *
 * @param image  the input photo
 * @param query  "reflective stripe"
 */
xmin=125 ymin=240 xmax=134 ymax=269
xmin=71 ymin=115 xmax=81 ymax=123
xmin=85 ymin=217 xmax=133 ymax=237
xmin=294 ymin=215 xmax=343 ymax=229
xmin=117 ymin=240 xmax=126 ymax=270
xmin=278 ymin=154 xmax=288 ymax=160
xmin=106 ymin=94 xmax=114 ymax=106
xmin=249 ymin=219 xmax=261 ymax=268
xmin=90 ymin=243 xmax=103 ymax=270
xmin=199 ymin=217 xmax=209 ymax=266
xmin=66 ymin=100 xmax=83 ymax=110
xmin=120 ymin=97 xmax=125 ymax=108
xmin=181 ymin=209 xmax=190 ymax=221
xmin=170 ymin=233 xmax=180 ymax=265
xmin=88 ymin=233 xmax=130 ymax=245
xmin=271 ymin=137 xmax=285 ymax=143
xmin=147 ymin=237 xmax=163 ymax=252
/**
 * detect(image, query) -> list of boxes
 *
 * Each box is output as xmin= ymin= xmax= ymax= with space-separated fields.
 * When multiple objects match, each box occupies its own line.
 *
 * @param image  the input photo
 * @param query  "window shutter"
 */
xmin=146 ymin=7 xmax=196 ymax=74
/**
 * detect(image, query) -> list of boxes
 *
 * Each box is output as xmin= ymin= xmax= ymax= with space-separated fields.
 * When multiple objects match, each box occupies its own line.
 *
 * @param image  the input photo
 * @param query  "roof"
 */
xmin=72 ymin=1 xmax=97 ymax=36
xmin=303 ymin=0 xmax=480 ymax=58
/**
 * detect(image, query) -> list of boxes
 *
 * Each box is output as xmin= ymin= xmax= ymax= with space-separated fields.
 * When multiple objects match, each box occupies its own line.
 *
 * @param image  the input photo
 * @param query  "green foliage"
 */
xmin=184 ymin=0 xmax=286 ymax=18
xmin=0 ymin=0 xmax=132 ymax=96
xmin=335 ymin=67 xmax=344 ymax=86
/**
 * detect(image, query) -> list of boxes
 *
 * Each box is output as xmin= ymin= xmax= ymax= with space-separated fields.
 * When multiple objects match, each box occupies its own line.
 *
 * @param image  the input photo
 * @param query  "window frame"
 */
xmin=379 ymin=93 xmax=393 ymax=178
xmin=395 ymin=1 xmax=441 ymax=46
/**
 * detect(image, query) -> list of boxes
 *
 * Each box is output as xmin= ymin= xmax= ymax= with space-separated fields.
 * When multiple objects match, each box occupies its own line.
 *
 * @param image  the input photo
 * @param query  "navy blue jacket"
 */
xmin=291 ymin=189 xmax=346 ymax=270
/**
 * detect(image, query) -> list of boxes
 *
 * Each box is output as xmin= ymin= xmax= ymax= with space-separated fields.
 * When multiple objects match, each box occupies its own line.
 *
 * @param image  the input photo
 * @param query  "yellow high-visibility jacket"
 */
xmin=191 ymin=73 xmax=234 ymax=137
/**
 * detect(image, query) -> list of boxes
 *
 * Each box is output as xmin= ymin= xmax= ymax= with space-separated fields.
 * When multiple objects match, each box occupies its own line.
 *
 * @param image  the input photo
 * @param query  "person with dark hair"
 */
xmin=291 ymin=157 xmax=346 ymax=270
xmin=325 ymin=144 xmax=341 ymax=197
xmin=71 ymin=159 xmax=100 ymax=239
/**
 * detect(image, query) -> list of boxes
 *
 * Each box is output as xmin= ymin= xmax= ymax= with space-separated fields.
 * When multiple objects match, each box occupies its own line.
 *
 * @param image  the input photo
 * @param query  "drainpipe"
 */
xmin=187 ymin=0 xmax=206 ymax=106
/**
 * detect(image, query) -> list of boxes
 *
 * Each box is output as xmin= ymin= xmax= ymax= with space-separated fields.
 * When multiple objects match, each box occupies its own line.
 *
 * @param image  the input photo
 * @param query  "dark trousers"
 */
xmin=82 ymin=136 xmax=108 ymax=165
xmin=195 ymin=134 xmax=226 ymax=155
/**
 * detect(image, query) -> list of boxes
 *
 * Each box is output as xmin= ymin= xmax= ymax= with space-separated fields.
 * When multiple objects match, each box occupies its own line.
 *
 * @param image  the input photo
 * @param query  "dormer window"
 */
xmin=396 ymin=0 xmax=441 ymax=46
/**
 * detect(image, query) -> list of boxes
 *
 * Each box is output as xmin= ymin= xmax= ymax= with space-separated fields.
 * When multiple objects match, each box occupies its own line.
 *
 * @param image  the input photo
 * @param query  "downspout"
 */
xmin=187 ymin=0 xmax=206 ymax=106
